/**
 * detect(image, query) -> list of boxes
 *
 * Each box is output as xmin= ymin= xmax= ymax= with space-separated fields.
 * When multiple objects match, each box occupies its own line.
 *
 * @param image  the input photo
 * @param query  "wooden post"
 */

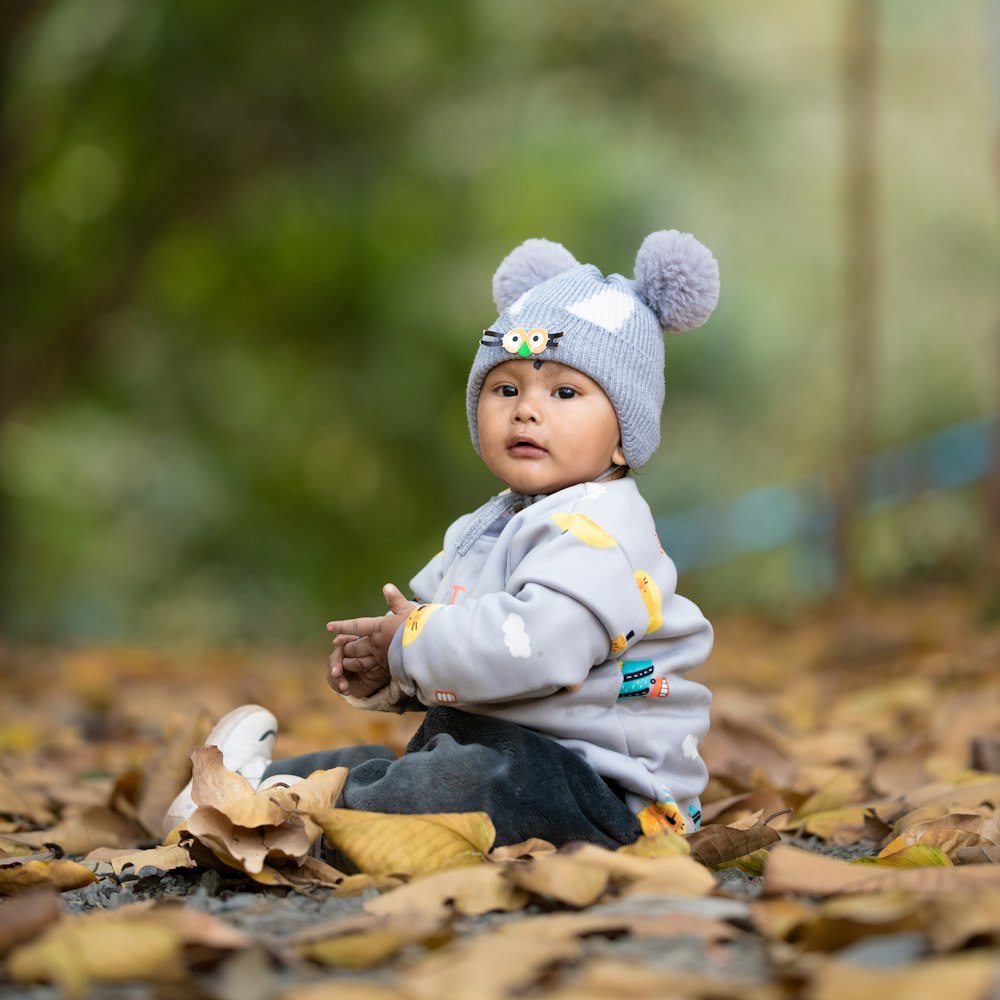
xmin=834 ymin=0 xmax=879 ymax=593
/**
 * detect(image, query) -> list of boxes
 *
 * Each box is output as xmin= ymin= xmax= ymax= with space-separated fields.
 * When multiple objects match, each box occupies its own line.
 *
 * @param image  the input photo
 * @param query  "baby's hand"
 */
xmin=326 ymin=584 xmax=415 ymax=699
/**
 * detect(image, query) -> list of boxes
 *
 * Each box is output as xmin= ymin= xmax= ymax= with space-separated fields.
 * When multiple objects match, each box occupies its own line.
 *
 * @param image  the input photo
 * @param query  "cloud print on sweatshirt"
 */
xmin=502 ymin=613 xmax=532 ymax=658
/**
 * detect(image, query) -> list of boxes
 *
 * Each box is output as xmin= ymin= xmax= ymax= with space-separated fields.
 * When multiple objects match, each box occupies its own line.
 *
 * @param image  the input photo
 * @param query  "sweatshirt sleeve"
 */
xmin=387 ymin=507 xmax=658 ymax=706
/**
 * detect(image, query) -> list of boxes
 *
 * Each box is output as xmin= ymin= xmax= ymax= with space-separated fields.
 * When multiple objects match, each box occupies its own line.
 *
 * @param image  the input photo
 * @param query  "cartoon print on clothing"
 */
xmin=434 ymin=690 xmax=458 ymax=704
xmin=634 ymin=570 xmax=664 ymax=634
xmin=550 ymin=512 xmax=617 ymax=548
xmin=502 ymin=612 xmax=531 ymax=658
xmin=688 ymin=804 xmax=703 ymax=830
xmin=617 ymin=661 xmax=672 ymax=700
xmin=402 ymin=603 xmax=444 ymax=647
xmin=610 ymin=630 xmax=635 ymax=655
xmin=682 ymin=734 xmax=700 ymax=759
xmin=636 ymin=787 xmax=687 ymax=835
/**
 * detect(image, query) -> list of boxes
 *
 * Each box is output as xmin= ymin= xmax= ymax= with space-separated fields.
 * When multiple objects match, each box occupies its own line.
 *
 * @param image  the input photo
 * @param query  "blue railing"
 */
xmin=655 ymin=417 xmax=995 ymax=572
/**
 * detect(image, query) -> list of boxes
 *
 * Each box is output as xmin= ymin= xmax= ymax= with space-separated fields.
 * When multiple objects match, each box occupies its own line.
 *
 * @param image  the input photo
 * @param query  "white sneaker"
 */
xmin=161 ymin=704 xmax=278 ymax=838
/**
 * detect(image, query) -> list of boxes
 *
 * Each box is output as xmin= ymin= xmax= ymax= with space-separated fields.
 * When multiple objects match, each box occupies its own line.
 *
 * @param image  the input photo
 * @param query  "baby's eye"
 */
xmin=555 ymin=387 xmax=577 ymax=399
xmin=497 ymin=384 xmax=518 ymax=397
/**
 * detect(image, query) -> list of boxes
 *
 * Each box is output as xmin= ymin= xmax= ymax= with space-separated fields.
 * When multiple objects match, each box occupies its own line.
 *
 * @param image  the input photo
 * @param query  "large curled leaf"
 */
xmin=310 ymin=809 xmax=495 ymax=877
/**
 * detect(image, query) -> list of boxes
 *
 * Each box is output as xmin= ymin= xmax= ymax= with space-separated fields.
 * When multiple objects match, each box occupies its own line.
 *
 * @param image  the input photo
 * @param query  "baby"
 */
xmin=165 ymin=230 xmax=720 ymax=849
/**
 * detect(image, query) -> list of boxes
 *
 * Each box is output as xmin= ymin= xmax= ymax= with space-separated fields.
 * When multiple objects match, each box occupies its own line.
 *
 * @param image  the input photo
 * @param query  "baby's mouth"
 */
xmin=508 ymin=437 xmax=547 ymax=457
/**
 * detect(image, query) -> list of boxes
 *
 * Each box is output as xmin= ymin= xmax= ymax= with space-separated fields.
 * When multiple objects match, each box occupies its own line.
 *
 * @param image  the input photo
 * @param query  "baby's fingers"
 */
xmin=326 ymin=616 xmax=380 ymax=637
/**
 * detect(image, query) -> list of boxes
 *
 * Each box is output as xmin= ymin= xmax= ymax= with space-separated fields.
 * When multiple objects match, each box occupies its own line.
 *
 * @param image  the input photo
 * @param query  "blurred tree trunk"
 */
xmin=988 ymin=2 xmax=1000 ymax=605
xmin=834 ymin=0 xmax=879 ymax=595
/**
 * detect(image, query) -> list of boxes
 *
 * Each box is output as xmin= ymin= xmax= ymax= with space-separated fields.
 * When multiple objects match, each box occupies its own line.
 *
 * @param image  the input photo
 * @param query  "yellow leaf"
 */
xmin=310 ymin=809 xmax=495 ymax=876
xmin=713 ymin=847 xmax=770 ymax=876
xmin=7 ymin=912 xmax=185 ymax=997
xmin=852 ymin=845 xmax=952 ymax=868
xmin=300 ymin=928 xmax=411 ymax=969
xmin=0 ymin=859 xmax=97 ymax=896
xmin=616 ymin=828 xmax=690 ymax=858
xmin=365 ymin=863 xmax=529 ymax=918
xmin=811 ymin=952 xmax=999 ymax=1000
xmin=504 ymin=855 xmax=610 ymax=908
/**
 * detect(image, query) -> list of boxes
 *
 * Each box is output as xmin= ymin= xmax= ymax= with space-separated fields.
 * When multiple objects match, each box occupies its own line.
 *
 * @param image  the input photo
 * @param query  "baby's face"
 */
xmin=477 ymin=360 xmax=625 ymax=495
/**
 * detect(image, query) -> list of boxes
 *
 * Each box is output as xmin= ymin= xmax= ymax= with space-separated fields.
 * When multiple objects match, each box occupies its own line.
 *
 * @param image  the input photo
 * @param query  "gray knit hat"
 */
xmin=466 ymin=230 xmax=720 ymax=470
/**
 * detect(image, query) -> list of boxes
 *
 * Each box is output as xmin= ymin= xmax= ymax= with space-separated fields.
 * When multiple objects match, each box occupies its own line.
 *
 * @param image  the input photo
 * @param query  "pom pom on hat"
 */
xmin=634 ymin=229 xmax=720 ymax=333
xmin=492 ymin=238 xmax=579 ymax=313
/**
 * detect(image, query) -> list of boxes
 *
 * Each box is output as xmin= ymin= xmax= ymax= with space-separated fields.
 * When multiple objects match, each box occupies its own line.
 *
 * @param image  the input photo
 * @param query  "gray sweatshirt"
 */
xmin=378 ymin=477 xmax=713 ymax=833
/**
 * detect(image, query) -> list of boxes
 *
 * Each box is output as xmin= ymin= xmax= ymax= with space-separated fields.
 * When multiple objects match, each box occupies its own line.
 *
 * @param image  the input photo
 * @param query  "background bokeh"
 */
xmin=1 ymin=0 xmax=997 ymax=647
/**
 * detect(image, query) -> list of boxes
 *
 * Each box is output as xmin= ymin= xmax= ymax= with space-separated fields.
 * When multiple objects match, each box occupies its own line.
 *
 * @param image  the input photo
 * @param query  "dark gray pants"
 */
xmin=263 ymin=707 xmax=641 ymax=849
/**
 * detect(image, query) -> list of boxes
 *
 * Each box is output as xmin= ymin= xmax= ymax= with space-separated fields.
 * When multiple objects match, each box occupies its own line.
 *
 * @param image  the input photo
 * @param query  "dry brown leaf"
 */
xmin=763 ymin=843 xmax=1000 ymax=897
xmin=135 ymin=707 xmax=214 ymax=837
xmin=952 ymin=844 xmax=1000 ymax=865
xmin=688 ymin=822 xmax=781 ymax=868
xmin=700 ymin=788 xmax=792 ymax=828
xmin=536 ymin=956 xmax=753 ymax=1000
xmin=504 ymin=854 xmax=610 ymax=908
xmin=180 ymin=763 xmax=344 ymax=876
xmin=795 ymin=768 xmax=871 ymax=817
xmin=301 ymin=928 xmax=413 ymax=969
xmin=281 ymin=984 xmax=406 ymax=1000
xmin=189 ymin=745 xmax=258 ymax=808
xmin=810 ymin=951 xmax=999 ymax=1000
xmin=795 ymin=891 xmax=926 ymax=952
xmin=0 ymin=858 xmax=98 ymax=896
xmin=871 ymin=742 xmax=935 ymax=796
xmin=797 ymin=802 xmax=897 ymax=845
xmin=310 ymin=809 xmax=495 ymax=877
xmin=489 ymin=837 xmax=557 ymax=860
xmin=900 ymin=774 xmax=1000 ymax=812
xmin=0 ymin=890 xmax=62 ymax=956
xmin=364 ymin=862 xmax=529 ymax=918
xmin=401 ymin=924 xmax=582 ymax=1000
xmin=7 ymin=910 xmax=186 ymax=996
xmin=617 ymin=854 xmax=718 ymax=897
xmin=928 ymin=888 xmax=1000 ymax=950
xmin=85 ymin=843 xmax=197 ymax=876
xmin=185 ymin=805 xmax=315 ymax=875
xmin=149 ymin=899 xmax=253 ymax=950
xmin=14 ymin=806 xmax=148 ymax=856
xmin=0 ymin=771 xmax=55 ymax=827
xmin=750 ymin=897 xmax=816 ymax=941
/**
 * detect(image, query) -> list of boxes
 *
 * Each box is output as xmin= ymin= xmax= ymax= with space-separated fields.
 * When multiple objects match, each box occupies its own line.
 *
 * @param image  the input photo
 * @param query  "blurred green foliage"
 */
xmin=1 ymin=1 xmax=996 ymax=645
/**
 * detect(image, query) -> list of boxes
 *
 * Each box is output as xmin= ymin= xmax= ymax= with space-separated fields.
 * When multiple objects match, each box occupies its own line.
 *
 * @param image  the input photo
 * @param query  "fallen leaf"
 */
xmin=810 ymin=951 xmax=999 ymax=1000
xmin=85 ymin=843 xmax=197 ymax=876
xmin=400 ymin=923 xmax=581 ymax=1000
xmin=365 ymin=863 xmax=529 ymax=918
xmin=688 ymin=822 xmax=781 ymax=868
xmin=310 ymin=809 xmax=495 ymax=876
xmin=616 ymin=827 xmax=690 ymax=858
xmin=763 ymin=843 xmax=1000 ymax=896
xmin=0 ymin=858 xmax=98 ymax=896
xmin=928 ymin=888 xmax=1000 ymax=950
xmin=7 ymin=910 xmax=186 ymax=997
xmin=0 ymin=890 xmax=62 ymax=956
xmin=853 ymin=845 xmax=952 ymax=868
xmin=488 ymin=837 xmax=556 ymax=861
xmin=135 ymin=707 xmax=214 ymax=837
xmin=15 ymin=806 xmax=148 ymax=856
xmin=504 ymin=854 xmax=610 ymax=908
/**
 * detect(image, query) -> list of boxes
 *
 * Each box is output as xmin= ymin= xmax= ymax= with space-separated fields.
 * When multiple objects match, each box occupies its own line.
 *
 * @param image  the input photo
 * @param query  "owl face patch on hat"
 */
xmin=466 ymin=230 xmax=720 ymax=472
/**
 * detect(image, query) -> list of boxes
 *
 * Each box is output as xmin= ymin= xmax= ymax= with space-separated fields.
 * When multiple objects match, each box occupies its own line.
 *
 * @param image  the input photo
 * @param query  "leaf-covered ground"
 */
xmin=2 ymin=583 xmax=1000 ymax=999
